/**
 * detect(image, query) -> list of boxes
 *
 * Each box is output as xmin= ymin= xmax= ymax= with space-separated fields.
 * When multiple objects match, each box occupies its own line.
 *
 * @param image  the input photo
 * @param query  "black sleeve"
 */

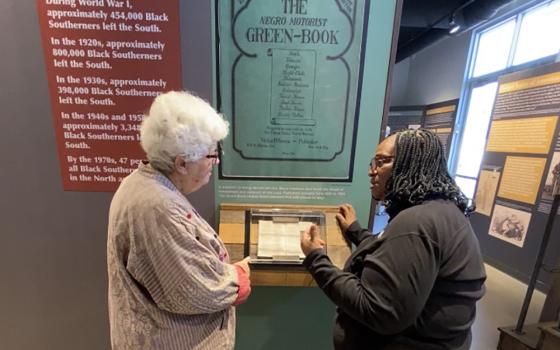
xmin=303 ymin=233 xmax=438 ymax=335
xmin=344 ymin=221 xmax=373 ymax=245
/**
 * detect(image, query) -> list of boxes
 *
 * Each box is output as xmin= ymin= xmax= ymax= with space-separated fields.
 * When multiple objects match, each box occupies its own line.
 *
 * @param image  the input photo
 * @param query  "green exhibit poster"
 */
xmin=217 ymin=0 xmax=368 ymax=180
xmin=212 ymin=2 xmax=401 ymax=348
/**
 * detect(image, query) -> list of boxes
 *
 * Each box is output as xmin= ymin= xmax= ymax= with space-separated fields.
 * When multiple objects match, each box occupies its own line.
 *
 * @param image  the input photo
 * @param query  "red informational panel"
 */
xmin=36 ymin=0 xmax=181 ymax=191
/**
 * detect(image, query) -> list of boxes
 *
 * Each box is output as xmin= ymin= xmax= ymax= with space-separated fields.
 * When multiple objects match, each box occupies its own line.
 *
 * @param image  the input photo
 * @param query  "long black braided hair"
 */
xmin=384 ymin=128 xmax=473 ymax=218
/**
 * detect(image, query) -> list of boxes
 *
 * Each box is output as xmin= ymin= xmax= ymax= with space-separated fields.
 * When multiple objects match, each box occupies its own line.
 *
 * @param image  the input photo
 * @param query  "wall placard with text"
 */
xmin=37 ymin=0 xmax=182 ymax=191
xmin=423 ymin=99 xmax=458 ymax=159
xmin=387 ymin=106 xmax=425 ymax=133
xmin=471 ymin=61 xmax=560 ymax=285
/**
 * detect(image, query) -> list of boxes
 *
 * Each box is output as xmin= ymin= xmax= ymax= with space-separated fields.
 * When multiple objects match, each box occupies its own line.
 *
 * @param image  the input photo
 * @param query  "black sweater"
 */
xmin=303 ymin=199 xmax=486 ymax=350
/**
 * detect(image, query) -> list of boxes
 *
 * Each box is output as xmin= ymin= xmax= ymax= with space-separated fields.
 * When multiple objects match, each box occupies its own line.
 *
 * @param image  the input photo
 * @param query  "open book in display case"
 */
xmin=218 ymin=203 xmax=351 ymax=287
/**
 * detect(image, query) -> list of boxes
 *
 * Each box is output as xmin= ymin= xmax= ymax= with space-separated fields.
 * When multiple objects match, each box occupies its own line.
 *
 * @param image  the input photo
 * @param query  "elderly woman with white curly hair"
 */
xmin=107 ymin=91 xmax=251 ymax=350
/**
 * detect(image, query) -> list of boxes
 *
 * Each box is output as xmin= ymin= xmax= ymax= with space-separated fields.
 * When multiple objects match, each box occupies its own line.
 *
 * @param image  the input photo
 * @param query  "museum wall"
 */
xmin=388 ymin=56 xmax=410 ymax=106
xmin=389 ymin=0 xmax=537 ymax=108
xmin=0 ymin=1 xmax=214 ymax=349
xmin=389 ymin=32 xmax=471 ymax=107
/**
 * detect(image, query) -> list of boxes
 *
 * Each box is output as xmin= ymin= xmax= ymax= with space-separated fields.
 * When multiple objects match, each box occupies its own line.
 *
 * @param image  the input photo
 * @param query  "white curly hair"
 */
xmin=140 ymin=91 xmax=229 ymax=174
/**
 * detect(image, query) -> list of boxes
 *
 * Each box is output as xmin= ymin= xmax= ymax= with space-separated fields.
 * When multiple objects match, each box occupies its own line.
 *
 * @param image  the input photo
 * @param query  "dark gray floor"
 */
xmin=472 ymin=264 xmax=545 ymax=349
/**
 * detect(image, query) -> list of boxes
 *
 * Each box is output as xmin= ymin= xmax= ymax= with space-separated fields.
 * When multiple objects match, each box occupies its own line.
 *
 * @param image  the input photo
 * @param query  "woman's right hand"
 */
xmin=336 ymin=203 xmax=357 ymax=234
xmin=233 ymin=256 xmax=251 ymax=277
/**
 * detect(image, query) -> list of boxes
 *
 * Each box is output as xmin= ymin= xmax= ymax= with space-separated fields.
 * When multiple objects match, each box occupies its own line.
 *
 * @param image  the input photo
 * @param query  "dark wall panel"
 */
xmin=0 ymin=1 xmax=215 ymax=349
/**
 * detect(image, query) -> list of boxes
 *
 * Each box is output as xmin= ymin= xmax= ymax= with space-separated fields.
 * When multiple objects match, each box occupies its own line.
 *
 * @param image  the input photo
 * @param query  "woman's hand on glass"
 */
xmin=336 ymin=203 xmax=357 ymax=234
xmin=300 ymin=224 xmax=325 ymax=256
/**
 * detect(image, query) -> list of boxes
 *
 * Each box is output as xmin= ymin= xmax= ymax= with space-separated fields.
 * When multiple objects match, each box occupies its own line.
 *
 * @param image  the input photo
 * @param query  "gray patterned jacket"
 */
xmin=107 ymin=163 xmax=239 ymax=349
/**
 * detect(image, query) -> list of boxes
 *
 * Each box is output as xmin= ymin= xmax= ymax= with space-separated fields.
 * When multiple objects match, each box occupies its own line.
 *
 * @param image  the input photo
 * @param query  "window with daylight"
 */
xmin=452 ymin=0 xmax=560 ymax=200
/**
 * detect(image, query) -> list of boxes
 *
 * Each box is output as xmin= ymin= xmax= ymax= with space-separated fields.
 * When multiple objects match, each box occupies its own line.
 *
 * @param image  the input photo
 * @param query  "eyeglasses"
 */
xmin=205 ymin=143 xmax=223 ymax=163
xmin=369 ymin=155 xmax=395 ymax=170
xmin=206 ymin=154 xmax=219 ymax=164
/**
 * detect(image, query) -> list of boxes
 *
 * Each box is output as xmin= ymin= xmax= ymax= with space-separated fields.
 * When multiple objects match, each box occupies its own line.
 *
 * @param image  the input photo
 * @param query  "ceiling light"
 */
xmin=449 ymin=13 xmax=461 ymax=34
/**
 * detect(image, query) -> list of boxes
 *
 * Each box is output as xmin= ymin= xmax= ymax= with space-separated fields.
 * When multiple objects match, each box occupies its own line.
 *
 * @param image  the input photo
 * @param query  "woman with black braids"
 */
xmin=301 ymin=129 xmax=486 ymax=350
